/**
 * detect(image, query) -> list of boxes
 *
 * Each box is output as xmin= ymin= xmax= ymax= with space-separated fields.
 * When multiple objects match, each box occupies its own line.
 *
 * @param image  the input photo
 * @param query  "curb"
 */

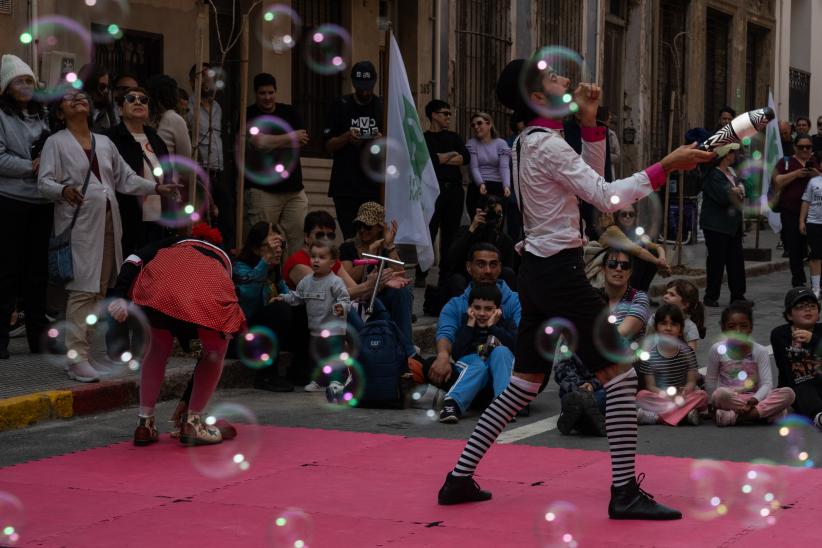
xmin=0 ymin=360 xmax=256 ymax=433
xmin=647 ymin=259 xmax=790 ymax=297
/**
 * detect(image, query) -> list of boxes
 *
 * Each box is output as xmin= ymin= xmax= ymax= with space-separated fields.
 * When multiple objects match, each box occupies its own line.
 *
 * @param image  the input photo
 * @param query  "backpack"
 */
xmin=355 ymin=317 xmax=409 ymax=408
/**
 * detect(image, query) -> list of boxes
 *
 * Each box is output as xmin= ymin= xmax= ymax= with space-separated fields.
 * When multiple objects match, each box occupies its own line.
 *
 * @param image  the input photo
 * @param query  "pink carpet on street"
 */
xmin=1 ymin=426 xmax=820 ymax=547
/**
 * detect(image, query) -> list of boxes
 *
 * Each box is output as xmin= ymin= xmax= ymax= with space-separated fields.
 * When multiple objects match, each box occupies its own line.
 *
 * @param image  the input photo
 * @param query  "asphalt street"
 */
xmin=2 ymin=267 xmax=820 ymax=470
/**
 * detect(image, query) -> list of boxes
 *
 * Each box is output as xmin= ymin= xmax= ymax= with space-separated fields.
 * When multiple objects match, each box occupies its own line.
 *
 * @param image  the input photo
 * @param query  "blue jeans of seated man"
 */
xmin=347 ymin=294 xmax=415 ymax=357
xmin=447 ymin=346 xmax=514 ymax=414
xmin=379 ymin=285 xmax=414 ymax=354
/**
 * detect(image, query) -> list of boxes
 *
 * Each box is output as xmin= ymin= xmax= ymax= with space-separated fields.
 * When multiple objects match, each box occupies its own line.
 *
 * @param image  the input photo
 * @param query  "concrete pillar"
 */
xmin=728 ymin=3 xmax=748 ymax=115
xmin=809 ymin=0 xmax=822 ymax=120
xmin=345 ymin=0 xmax=381 ymax=92
xmin=622 ymin=0 xmax=655 ymax=171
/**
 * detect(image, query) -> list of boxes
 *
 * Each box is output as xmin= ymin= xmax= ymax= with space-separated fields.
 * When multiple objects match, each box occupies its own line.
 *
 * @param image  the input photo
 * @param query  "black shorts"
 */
xmin=514 ymin=249 xmax=612 ymax=375
xmin=807 ymin=223 xmax=822 ymax=260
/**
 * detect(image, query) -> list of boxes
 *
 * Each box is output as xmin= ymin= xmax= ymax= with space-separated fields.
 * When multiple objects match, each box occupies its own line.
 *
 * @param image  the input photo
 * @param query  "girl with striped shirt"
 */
xmin=636 ymin=304 xmax=708 ymax=426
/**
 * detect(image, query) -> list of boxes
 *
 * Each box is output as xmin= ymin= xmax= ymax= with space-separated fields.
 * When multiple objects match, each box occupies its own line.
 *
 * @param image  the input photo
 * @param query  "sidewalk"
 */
xmin=0 ymin=229 xmax=786 ymax=432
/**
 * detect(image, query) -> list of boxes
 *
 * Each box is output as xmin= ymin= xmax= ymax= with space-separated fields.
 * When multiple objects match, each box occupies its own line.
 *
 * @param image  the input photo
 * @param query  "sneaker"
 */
xmin=179 ymin=412 xmax=222 ymax=446
xmin=557 ymin=392 xmax=584 ymax=435
xmin=439 ymin=399 xmax=461 ymax=423
xmin=304 ymin=381 xmax=324 ymax=392
xmin=715 ymin=409 xmax=736 ymax=427
xmin=437 ymin=473 xmax=492 ymax=505
xmin=9 ymin=313 xmax=25 ymax=338
xmin=608 ymin=473 xmax=682 ymax=520
xmin=133 ymin=415 xmax=159 ymax=446
xmin=637 ymin=408 xmax=659 ymax=425
xmin=67 ymin=360 xmax=100 ymax=383
xmin=685 ymin=408 xmax=701 ymax=426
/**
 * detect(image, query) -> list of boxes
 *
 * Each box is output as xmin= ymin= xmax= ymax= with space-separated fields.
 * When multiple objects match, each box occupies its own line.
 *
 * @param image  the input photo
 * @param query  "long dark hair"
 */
xmin=238 ymin=221 xmax=273 ymax=266
xmin=665 ymin=279 xmax=706 ymax=338
xmin=146 ymin=74 xmax=179 ymax=123
xmin=0 ymin=88 xmax=47 ymax=120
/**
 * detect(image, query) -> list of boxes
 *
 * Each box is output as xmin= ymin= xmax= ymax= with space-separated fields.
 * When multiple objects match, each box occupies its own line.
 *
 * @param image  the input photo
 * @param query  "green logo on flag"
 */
xmin=402 ymin=96 xmax=430 ymax=201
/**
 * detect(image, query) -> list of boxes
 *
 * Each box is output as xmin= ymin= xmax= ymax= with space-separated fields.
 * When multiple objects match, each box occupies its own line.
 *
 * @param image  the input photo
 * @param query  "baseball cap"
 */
xmin=351 ymin=61 xmax=377 ymax=91
xmin=784 ymin=286 xmax=818 ymax=312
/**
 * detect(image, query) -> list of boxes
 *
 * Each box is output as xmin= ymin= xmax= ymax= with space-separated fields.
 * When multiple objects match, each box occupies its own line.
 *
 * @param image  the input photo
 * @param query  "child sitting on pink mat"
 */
xmin=636 ymin=303 xmax=709 ymax=426
xmin=707 ymin=301 xmax=795 ymax=426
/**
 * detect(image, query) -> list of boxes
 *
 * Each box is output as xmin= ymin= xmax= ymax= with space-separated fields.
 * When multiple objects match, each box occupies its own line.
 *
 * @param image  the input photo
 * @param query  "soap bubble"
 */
xmin=733 ymin=461 xmax=784 ymax=529
xmin=151 ymin=155 xmax=211 ymax=228
xmin=317 ymin=357 xmax=365 ymax=409
xmin=268 ymin=508 xmax=313 ymax=548
xmin=360 ymin=138 xmax=403 ymax=183
xmin=85 ymin=298 xmax=151 ymax=376
xmin=304 ymin=24 xmax=351 ymax=75
xmin=535 ymin=317 xmax=577 ymax=362
xmin=0 ymin=491 xmax=24 ymax=546
xmin=22 ymin=16 xmax=93 ymax=103
xmin=687 ymin=460 xmax=733 ymax=520
xmin=535 ymin=501 xmax=581 ymax=548
xmin=519 ymin=46 xmax=586 ymax=119
xmin=308 ymin=319 xmax=360 ymax=363
xmin=258 ymin=5 xmax=301 ymax=53
xmin=243 ymin=115 xmax=301 ymax=186
xmin=188 ymin=403 xmax=261 ymax=479
xmin=40 ymin=320 xmax=77 ymax=369
xmin=776 ymin=415 xmax=818 ymax=468
xmin=237 ymin=326 xmax=279 ymax=370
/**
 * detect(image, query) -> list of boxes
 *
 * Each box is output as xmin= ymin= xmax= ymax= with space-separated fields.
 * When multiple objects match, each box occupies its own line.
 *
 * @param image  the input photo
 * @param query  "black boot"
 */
xmin=437 ymin=473 xmax=492 ymax=505
xmin=557 ymin=392 xmax=584 ymax=435
xmin=608 ymin=473 xmax=682 ymax=520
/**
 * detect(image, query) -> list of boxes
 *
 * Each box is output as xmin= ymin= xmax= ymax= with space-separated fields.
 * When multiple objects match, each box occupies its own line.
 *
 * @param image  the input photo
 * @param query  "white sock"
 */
xmin=812 ymin=275 xmax=820 ymax=291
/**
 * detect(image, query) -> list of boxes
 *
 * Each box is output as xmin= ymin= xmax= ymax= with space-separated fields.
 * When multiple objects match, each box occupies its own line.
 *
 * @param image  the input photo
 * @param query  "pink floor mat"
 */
xmin=1 ymin=426 xmax=820 ymax=547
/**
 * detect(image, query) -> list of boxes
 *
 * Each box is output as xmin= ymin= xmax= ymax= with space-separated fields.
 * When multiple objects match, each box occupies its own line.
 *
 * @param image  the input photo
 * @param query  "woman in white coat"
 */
xmin=38 ymin=89 xmax=180 ymax=382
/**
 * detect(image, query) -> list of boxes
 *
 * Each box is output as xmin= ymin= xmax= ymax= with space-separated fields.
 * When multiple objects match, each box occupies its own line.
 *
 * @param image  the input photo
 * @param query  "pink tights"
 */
xmin=139 ymin=327 xmax=228 ymax=416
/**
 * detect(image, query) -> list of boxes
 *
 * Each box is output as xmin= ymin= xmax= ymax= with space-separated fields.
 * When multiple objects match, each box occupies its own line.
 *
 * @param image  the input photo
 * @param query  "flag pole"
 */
xmin=380 ymin=27 xmax=393 ymax=206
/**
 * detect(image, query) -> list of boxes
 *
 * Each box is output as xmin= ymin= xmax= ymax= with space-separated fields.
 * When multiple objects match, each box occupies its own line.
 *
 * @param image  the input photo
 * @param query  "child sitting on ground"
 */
xmin=770 ymin=287 xmax=822 ymax=429
xmin=649 ymin=279 xmax=706 ymax=351
xmin=439 ymin=283 xmax=517 ymax=424
xmin=276 ymin=240 xmax=351 ymax=391
xmin=554 ymin=353 xmax=606 ymax=436
xmin=707 ymin=301 xmax=795 ymax=426
xmin=636 ymin=303 xmax=709 ymax=426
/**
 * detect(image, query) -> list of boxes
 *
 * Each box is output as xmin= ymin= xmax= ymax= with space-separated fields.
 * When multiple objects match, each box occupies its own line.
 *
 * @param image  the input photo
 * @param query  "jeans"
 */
xmin=446 ymin=346 xmax=514 ymax=414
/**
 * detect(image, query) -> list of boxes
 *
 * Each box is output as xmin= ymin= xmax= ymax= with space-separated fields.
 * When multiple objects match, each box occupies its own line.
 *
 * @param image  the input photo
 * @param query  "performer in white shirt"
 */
xmin=436 ymin=57 xmax=714 ymax=520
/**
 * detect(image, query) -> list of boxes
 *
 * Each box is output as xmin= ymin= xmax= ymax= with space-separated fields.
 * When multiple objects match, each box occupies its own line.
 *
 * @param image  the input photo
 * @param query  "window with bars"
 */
xmin=536 ymin=0 xmax=583 ymax=85
xmin=789 ymin=67 xmax=810 ymax=122
xmin=0 ymin=0 xmax=11 ymax=15
xmin=454 ymin=0 xmax=512 ymax=140
xmin=704 ymin=8 xmax=731 ymax=130
xmin=291 ymin=0 xmax=343 ymax=158
xmin=651 ymin=0 xmax=687 ymax=161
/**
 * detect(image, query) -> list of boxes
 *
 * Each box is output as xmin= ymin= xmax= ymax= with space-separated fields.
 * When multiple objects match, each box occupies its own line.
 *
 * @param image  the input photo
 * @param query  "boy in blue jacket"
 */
xmin=437 ymin=282 xmax=520 ymax=423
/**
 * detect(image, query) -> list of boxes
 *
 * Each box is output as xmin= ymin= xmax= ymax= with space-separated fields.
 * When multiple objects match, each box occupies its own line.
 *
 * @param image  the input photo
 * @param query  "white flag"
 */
xmin=385 ymin=34 xmax=440 ymax=271
xmin=761 ymin=90 xmax=782 ymax=233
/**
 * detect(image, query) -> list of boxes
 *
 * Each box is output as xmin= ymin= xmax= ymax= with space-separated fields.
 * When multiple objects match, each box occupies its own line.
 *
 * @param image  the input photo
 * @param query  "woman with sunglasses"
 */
xmin=438 ymin=57 xmax=713 ymax=520
xmin=598 ymin=206 xmax=669 ymax=292
xmin=104 ymin=87 xmax=174 ymax=254
xmin=0 ymin=55 xmax=50 ymax=360
xmin=37 ymin=89 xmax=181 ymax=382
xmin=773 ymin=134 xmax=821 ymax=288
xmin=465 ymin=112 xmax=512 ymax=219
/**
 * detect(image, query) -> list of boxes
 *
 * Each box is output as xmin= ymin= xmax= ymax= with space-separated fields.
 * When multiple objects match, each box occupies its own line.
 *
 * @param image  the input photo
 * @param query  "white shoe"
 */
xmin=304 ymin=381 xmax=324 ymax=392
xmin=637 ymin=408 xmax=659 ymax=425
xmin=67 ymin=360 xmax=100 ymax=383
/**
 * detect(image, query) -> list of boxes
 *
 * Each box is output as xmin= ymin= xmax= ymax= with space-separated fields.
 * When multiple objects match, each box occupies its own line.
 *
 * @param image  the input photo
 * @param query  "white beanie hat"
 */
xmin=0 ymin=54 xmax=36 ymax=95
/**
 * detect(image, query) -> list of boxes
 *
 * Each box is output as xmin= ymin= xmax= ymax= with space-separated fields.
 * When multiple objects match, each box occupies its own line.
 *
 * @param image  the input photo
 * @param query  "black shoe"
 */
xmin=608 ymin=473 xmax=682 ymax=520
xmin=578 ymin=391 xmax=606 ymax=437
xmin=439 ymin=399 xmax=461 ymax=423
xmin=254 ymin=374 xmax=295 ymax=392
xmin=0 ymin=348 xmax=9 ymax=360
xmin=703 ymin=298 xmax=719 ymax=307
xmin=437 ymin=473 xmax=492 ymax=505
xmin=557 ymin=392 xmax=584 ymax=435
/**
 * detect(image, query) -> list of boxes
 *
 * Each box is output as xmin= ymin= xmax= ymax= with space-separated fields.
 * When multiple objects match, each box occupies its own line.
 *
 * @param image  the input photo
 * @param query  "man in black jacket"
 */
xmin=104 ymin=86 xmax=173 ymax=255
xmin=418 ymin=99 xmax=470 ymax=288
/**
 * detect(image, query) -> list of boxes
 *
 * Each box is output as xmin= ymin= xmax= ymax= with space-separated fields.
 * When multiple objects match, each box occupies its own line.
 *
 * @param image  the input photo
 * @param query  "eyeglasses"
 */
xmin=124 ymin=94 xmax=149 ymax=105
xmin=619 ymin=212 xmax=636 ymax=218
xmin=471 ymin=120 xmax=488 ymax=128
xmin=312 ymin=231 xmax=336 ymax=240
xmin=793 ymin=301 xmax=819 ymax=311
xmin=606 ymin=259 xmax=632 ymax=270
xmin=435 ymin=111 xmax=452 ymax=116
xmin=796 ymin=145 xmax=812 ymax=151
xmin=62 ymin=92 xmax=90 ymax=102
xmin=357 ymin=224 xmax=376 ymax=231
